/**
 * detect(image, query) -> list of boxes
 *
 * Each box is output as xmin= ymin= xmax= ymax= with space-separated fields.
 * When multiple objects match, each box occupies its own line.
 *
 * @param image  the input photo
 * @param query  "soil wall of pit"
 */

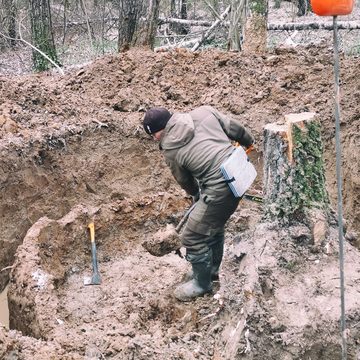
xmin=0 ymin=125 xmax=175 ymax=291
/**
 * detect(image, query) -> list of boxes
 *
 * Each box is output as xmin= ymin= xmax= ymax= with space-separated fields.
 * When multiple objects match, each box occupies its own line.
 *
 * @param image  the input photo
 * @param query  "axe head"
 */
xmin=84 ymin=272 xmax=101 ymax=286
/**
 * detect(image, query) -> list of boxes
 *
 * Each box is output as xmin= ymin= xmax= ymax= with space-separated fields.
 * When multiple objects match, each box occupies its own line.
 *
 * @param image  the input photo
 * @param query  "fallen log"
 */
xmin=158 ymin=17 xmax=229 ymax=27
xmin=191 ymin=5 xmax=231 ymax=51
xmin=268 ymin=21 xmax=360 ymax=31
xmin=154 ymin=37 xmax=203 ymax=52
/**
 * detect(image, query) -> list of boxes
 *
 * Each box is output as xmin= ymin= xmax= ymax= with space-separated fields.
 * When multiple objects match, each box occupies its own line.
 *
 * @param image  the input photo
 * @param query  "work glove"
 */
xmin=246 ymin=144 xmax=255 ymax=154
xmin=234 ymin=141 xmax=254 ymax=153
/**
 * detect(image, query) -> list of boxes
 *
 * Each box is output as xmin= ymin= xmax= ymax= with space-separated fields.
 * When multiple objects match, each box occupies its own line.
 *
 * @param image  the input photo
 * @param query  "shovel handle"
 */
xmin=175 ymin=202 xmax=197 ymax=233
xmin=88 ymin=222 xmax=95 ymax=243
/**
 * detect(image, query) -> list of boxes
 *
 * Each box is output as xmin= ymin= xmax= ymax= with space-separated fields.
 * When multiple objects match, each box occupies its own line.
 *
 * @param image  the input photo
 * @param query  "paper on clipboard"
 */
xmin=220 ymin=147 xmax=257 ymax=198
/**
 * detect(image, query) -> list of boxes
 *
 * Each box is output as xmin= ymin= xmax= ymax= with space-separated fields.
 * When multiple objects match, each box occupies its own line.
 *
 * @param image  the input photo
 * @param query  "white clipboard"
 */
xmin=220 ymin=147 xmax=257 ymax=198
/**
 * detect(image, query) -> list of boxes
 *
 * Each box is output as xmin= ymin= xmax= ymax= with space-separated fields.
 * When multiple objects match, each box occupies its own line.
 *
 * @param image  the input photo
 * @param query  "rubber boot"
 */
xmin=182 ymin=239 xmax=224 ymax=282
xmin=174 ymin=250 xmax=213 ymax=302
xmin=210 ymin=239 xmax=224 ymax=279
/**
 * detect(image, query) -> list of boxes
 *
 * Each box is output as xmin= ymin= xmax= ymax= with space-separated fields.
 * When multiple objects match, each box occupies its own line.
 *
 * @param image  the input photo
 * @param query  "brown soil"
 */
xmin=0 ymin=46 xmax=359 ymax=359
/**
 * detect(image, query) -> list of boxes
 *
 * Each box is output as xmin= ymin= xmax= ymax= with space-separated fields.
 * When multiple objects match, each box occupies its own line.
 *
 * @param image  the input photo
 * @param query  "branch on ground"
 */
xmin=154 ymin=37 xmax=203 ymax=52
xmin=268 ymin=21 xmax=360 ymax=31
xmin=191 ymin=5 xmax=231 ymax=51
xmin=0 ymin=21 xmax=64 ymax=75
xmin=158 ymin=17 xmax=229 ymax=27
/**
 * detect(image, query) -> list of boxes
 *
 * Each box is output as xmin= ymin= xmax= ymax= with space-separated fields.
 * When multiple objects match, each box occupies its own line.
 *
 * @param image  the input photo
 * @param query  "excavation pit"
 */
xmin=0 ymin=286 xmax=9 ymax=329
xmin=8 ymin=203 xmax=194 ymax=354
xmin=0 ymin=48 xmax=360 ymax=359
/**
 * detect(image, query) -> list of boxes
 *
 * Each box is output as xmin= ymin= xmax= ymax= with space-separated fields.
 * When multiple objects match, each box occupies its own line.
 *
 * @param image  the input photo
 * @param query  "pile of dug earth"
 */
xmin=0 ymin=47 xmax=359 ymax=359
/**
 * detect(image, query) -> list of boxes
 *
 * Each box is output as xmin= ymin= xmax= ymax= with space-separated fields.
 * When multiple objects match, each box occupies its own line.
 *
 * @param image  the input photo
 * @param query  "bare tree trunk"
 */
xmin=297 ymin=0 xmax=310 ymax=16
xmin=179 ymin=0 xmax=189 ymax=34
xmin=80 ymin=0 xmax=95 ymax=50
xmin=139 ymin=0 xmax=160 ymax=48
xmin=118 ymin=0 xmax=143 ymax=51
xmin=203 ymin=0 xmax=221 ymax=18
xmin=192 ymin=5 xmax=230 ymax=51
xmin=118 ymin=0 xmax=159 ymax=51
xmin=158 ymin=18 xmax=227 ymax=27
xmin=100 ymin=0 xmax=106 ymax=54
xmin=62 ymin=0 xmax=68 ymax=46
xmin=228 ymin=0 xmax=246 ymax=51
xmin=29 ymin=0 xmax=59 ymax=71
xmin=1 ymin=0 xmax=17 ymax=48
xmin=263 ymin=113 xmax=330 ymax=243
xmin=170 ymin=0 xmax=177 ymax=32
xmin=169 ymin=0 xmax=188 ymax=34
xmin=242 ymin=0 xmax=268 ymax=53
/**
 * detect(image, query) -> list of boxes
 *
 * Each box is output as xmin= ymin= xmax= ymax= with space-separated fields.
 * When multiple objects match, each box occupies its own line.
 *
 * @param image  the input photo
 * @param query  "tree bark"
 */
xmin=297 ymin=0 xmax=310 ymax=16
xmin=1 ymin=0 xmax=17 ymax=48
xmin=80 ymin=0 xmax=95 ymax=50
xmin=263 ymin=113 xmax=330 ymax=240
xmin=29 ymin=0 xmax=59 ymax=71
xmin=118 ymin=0 xmax=159 ymax=51
xmin=228 ymin=0 xmax=246 ymax=51
xmin=168 ymin=0 xmax=188 ymax=35
xmin=170 ymin=0 xmax=177 ymax=32
xmin=148 ymin=0 xmax=161 ymax=47
xmin=242 ymin=0 xmax=268 ymax=53
xmin=179 ymin=0 xmax=189 ymax=34
xmin=118 ymin=0 xmax=142 ymax=51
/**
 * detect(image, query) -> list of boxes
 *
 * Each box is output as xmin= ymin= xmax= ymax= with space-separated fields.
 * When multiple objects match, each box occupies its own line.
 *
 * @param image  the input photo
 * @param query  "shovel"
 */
xmin=84 ymin=222 xmax=101 ymax=286
xmin=174 ymin=202 xmax=197 ymax=233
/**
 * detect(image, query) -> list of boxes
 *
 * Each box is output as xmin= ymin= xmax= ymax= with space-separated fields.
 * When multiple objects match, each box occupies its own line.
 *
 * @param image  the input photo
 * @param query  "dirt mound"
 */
xmin=0 ymin=47 xmax=359 ymax=358
xmin=0 ymin=47 xmax=359 ymax=230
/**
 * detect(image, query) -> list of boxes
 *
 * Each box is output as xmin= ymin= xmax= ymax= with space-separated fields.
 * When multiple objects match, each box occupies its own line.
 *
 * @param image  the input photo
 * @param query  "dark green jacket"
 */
xmin=160 ymin=106 xmax=254 ymax=196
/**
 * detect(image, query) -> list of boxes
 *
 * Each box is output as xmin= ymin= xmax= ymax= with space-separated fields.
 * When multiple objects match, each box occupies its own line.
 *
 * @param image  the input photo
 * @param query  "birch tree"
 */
xmin=228 ymin=0 xmax=247 ymax=51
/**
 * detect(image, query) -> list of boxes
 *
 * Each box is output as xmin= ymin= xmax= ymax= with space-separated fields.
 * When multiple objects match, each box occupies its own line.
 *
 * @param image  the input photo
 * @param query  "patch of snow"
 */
xmin=32 ymin=269 xmax=48 ymax=290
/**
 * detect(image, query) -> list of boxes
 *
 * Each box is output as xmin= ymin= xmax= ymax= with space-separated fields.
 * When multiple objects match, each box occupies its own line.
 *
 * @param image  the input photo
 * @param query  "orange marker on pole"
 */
xmin=310 ymin=0 xmax=354 ymax=16
xmin=309 ymin=1 xmax=354 ymax=359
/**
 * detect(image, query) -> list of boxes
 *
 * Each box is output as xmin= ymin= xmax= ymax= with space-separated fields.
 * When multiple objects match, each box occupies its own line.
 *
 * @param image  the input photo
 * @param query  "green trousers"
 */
xmin=181 ymin=185 xmax=240 ymax=255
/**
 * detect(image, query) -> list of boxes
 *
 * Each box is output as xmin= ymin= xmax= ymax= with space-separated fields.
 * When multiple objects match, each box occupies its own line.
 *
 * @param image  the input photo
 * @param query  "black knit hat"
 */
xmin=143 ymin=108 xmax=172 ymax=135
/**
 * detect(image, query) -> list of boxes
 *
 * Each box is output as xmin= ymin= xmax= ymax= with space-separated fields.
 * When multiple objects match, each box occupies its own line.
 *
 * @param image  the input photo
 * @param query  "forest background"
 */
xmin=0 ymin=0 xmax=359 ymax=76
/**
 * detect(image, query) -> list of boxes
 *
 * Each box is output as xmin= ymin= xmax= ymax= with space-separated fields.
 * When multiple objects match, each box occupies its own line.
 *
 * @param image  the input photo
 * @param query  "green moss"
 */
xmin=250 ymin=0 xmax=268 ymax=15
xmin=264 ymin=120 xmax=329 ymax=224
xmin=292 ymin=121 xmax=329 ymax=214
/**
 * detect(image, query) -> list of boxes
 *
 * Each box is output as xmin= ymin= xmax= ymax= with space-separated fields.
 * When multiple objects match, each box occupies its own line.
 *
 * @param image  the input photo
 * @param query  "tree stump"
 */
xmin=263 ymin=113 xmax=330 ymax=245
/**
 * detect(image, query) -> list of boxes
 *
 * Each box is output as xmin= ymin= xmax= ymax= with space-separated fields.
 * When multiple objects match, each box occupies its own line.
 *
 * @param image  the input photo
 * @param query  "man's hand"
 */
xmin=247 ymin=143 xmax=260 ymax=164
xmin=246 ymin=144 xmax=255 ymax=154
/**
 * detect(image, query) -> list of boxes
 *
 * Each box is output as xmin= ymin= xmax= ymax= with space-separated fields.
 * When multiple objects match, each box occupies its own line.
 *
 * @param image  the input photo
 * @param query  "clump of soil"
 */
xmin=142 ymin=223 xmax=182 ymax=257
xmin=0 ymin=46 xmax=359 ymax=359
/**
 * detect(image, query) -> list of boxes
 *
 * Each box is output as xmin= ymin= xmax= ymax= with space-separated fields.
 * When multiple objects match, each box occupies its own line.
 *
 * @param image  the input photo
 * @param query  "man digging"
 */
xmin=143 ymin=106 xmax=255 ymax=302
